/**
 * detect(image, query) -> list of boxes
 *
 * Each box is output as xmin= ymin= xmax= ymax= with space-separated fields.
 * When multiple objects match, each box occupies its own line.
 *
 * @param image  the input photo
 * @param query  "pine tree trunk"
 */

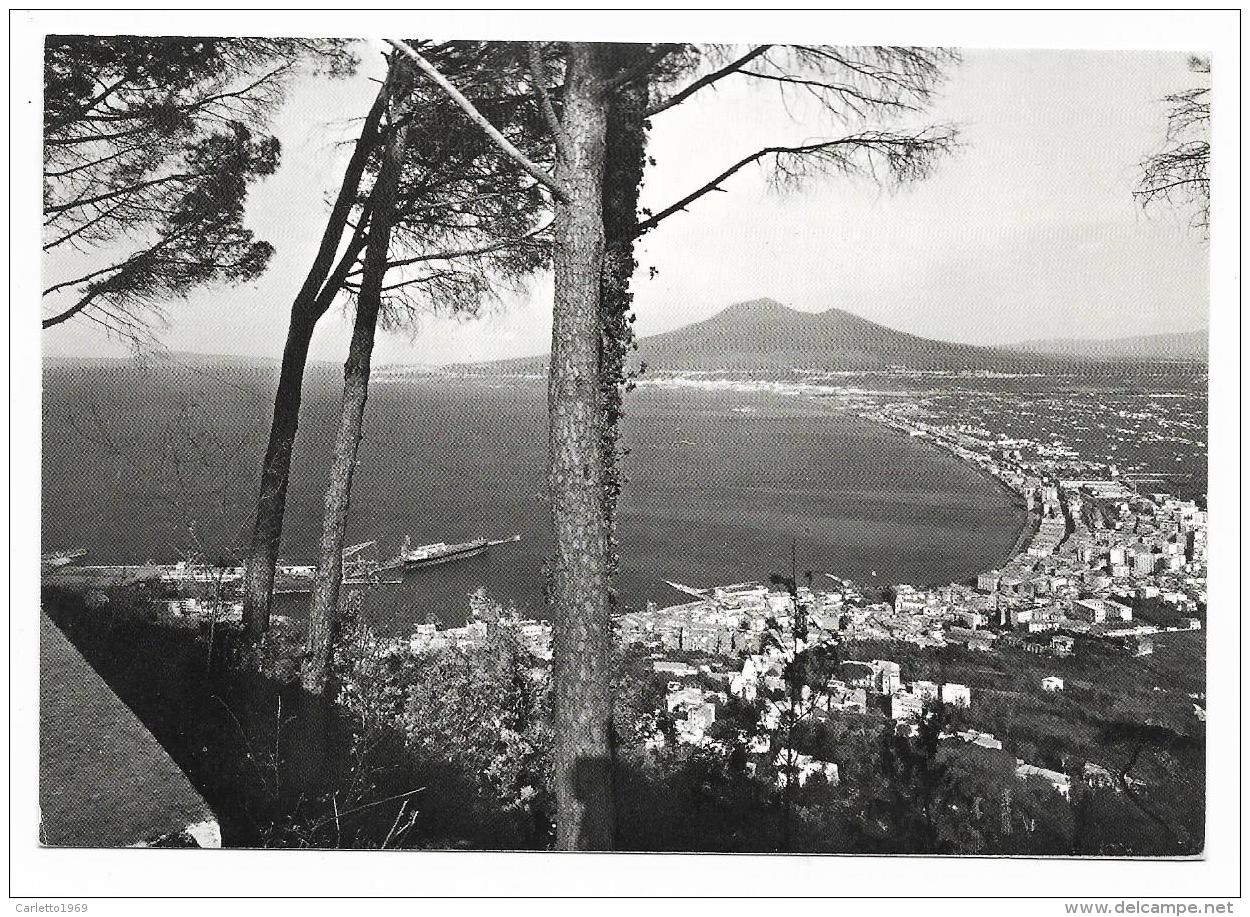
xmin=241 ymin=86 xmax=387 ymax=642
xmin=242 ymin=310 xmax=316 ymax=641
xmin=300 ymin=80 xmax=410 ymax=696
xmin=549 ymin=42 xmax=615 ymax=851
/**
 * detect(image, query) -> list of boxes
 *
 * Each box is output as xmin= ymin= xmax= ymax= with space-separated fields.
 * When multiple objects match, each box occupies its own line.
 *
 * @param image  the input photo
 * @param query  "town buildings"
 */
xmin=384 ymin=383 xmax=1205 ymax=815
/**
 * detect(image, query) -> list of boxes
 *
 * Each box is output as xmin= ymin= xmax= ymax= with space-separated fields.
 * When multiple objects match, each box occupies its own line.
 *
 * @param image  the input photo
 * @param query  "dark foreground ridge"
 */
xmin=39 ymin=612 xmax=219 ymax=847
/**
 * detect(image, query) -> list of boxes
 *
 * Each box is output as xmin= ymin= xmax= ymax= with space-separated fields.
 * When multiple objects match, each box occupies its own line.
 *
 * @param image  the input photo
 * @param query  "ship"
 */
xmin=385 ymin=534 xmax=521 ymax=570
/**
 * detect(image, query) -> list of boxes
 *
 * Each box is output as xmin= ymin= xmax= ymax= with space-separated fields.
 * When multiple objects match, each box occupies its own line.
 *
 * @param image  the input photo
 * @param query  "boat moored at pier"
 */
xmin=385 ymin=534 xmax=522 ymax=571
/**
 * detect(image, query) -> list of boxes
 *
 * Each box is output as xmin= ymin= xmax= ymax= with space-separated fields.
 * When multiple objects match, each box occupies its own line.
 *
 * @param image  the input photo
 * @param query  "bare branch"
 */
xmin=43 ymin=171 xmax=190 ymax=217
xmin=629 ymin=127 xmax=956 ymax=240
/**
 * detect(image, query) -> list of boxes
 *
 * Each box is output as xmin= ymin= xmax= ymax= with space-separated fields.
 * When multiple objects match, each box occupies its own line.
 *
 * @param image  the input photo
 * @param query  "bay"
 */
xmin=42 ymin=361 xmax=1025 ymax=634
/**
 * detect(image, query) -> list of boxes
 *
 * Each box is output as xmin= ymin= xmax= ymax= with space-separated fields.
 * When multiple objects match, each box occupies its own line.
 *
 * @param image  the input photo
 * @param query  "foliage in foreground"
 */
xmin=42 ymin=585 xmax=1201 ymax=854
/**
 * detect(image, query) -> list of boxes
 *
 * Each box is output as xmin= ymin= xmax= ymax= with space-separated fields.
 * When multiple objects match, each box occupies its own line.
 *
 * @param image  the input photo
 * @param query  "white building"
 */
xmin=941 ymin=683 xmax=971 ymax=708
xmin=1073 ymin=599 xmax=1109 ymax=624
xmin=890 ymin=691 xmax=924 ymax=721
xmin=954 ymin=729 xmax=1002 ymax=750
xmin=676 ymin=702 xmax=716 ymax=745
xmin=911 ymin=680 xmax=939 ymax=701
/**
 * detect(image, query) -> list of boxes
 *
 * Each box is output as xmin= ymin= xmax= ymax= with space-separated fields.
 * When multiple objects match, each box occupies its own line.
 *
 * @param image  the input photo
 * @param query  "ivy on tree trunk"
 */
xmin=599 ymin=46 xmax=650 ymax=585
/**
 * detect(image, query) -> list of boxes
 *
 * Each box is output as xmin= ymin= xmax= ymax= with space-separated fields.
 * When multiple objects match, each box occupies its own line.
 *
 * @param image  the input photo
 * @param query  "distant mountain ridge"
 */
xmin=448 ymin=298 xmax=1069 ymax=378
xmin=48 ymin=303 xmax=1205 ymax=377
xmin=628 ymin=298 xmax=1043 ymax=375
xmin=443 ymin=298 xmax=1208 ymax=378
xmin=1008 ymin=329 xmax=1207 ymax=362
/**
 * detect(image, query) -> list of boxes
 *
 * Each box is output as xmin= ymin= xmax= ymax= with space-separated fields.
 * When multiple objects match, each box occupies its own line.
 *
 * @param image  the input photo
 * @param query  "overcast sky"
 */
xmin=42 ymin=44 xmax=1209 ymax=365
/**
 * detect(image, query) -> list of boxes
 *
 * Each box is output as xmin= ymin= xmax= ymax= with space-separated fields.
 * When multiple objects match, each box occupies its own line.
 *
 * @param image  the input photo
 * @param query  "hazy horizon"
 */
xmin=41 ymin=295 xmax=1209 ymax=369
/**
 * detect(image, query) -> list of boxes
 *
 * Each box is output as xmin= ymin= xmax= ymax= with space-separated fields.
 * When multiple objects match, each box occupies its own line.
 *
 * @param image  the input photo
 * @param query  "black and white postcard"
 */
xmin=10 ymin=8 xmax=1240 ymax=910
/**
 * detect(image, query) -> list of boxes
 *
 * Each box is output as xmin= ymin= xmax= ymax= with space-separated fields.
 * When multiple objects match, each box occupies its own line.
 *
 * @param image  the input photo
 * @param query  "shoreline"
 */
xmin=863 ymin=416 xmax=1035 ymax=586
xmin=623 ymin=374 xmax=1036 ymax=588
xmin=783 ymin=387 xmax=1034 ymax=589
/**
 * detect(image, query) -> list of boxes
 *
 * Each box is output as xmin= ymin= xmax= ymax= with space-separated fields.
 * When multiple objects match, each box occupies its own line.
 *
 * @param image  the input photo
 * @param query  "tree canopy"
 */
xmin=354 ymin=41 xmax=555 ymax=327
xmin=42 ymin=35 xmax=355 ymax=337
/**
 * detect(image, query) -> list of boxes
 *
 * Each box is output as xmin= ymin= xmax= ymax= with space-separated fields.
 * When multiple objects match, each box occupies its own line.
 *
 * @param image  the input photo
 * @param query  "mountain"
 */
xmin=452 ymin=297 xmax=1070 ymax=378
xmin=1008 ymin=329 xmax=1207 ymax=363
xmin=628 ymin=298 xmax=1044 ymax=375
xmin=44 ymin=351 xmax=279 ymax=369
xmin=394 ymin=298 xmax=1210 ymax=379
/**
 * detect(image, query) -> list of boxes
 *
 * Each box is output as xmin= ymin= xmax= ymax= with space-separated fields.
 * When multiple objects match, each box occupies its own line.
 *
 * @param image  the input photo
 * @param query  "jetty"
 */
xmin=41 ymin=533 xmax=524 ymax=596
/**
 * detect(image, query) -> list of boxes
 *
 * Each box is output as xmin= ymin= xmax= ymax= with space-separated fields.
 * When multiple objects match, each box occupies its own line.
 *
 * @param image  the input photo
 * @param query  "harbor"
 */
xmin=41 ymin=533 xmax=525 ymax=607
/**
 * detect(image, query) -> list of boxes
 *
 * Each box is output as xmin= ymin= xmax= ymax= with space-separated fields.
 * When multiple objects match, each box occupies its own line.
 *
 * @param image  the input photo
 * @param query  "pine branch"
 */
xmin=527 ymin=41 xmax=571 ymax=163
xmin=645 ymin=45 xmax=773 ymax=118
xmin=386 ymin=39 xmax=570 ymax=203
xmin=42 ymin=287 xmax=107 ymax=329
xmin=602 ymin=44 xmax=681 ymax=94
xmin=378 ymin=217 xmax=552 ymax=273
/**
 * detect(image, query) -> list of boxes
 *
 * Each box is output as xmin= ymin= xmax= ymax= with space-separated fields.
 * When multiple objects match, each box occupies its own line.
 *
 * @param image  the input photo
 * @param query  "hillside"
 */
xmin=630 ymin=298 xmax=1048 ymax=375
xmin=452 ymin=298 xmax=1070 ymax=378
xmin=1009 ymin=329 xmax=1207 ymax=362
